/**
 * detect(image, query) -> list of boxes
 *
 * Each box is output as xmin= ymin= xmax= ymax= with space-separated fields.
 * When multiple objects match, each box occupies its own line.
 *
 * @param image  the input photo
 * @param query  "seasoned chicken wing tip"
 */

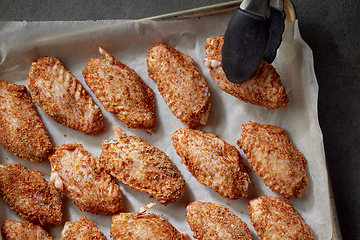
xmin=136 ymin=202 xmax=156 ymax=215
xmin=113 ymin=125 xmax=126 ymax=138
xmin=99 ymin=46 xmax=115 ymax=63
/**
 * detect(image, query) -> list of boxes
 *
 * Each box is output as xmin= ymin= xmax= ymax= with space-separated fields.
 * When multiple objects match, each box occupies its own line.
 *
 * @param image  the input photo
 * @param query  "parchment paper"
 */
xmin=0 ymin=12 xmax=332 ymax=240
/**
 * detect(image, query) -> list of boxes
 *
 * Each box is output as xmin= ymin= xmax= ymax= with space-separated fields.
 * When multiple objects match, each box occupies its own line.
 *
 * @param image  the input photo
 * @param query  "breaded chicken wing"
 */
xmin=61 ymin=216 xmax=107 ymax=240
xmin=83 ymin=47 xmax=156 ymax=132
xmin=248 ymin=196 xmax=314 ymax=239
xmin=27 ymin=56 xmax=105 ymax=135
xmin=0 ymin=162 xmax=63 ymax=225
xmin=49 ymin=142 xmax=125 ymax=215
xmin=186 ymin=201 xmax=252 ymax=240
xmin=0 ymin=80 xmax=53 ymax=163
xmin=237 ymin=121 xmax=308 ymax=199
xmin=203 ymin=35 xmax=289 ymax=109
xmin=110 ymin=203 xmax=189 ymax=240
xmin=172 ymin=128 xmax=250 ymax=199
xmin=1 ymin=219 xmax=54 ymax=240
xmin=99 ymin=126 xmax=186 ymax=205
xmin=147 ymin=43 xmax=211 ymax=128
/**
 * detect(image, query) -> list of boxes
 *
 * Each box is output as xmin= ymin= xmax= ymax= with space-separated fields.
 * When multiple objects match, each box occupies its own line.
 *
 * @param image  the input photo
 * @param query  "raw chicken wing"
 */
xmin=237 ymin=121 xmax=308 ymax=199
xmin=172 ymin=127 xmax=250 ymax=199
xmin=147 ymin=43 xmax=211 ymax=128
xmin=248 ymin=196 xmax=314 ymax=239
xmin=61 ymin=216 xmax=107 ymax=240
xmin=28 ymin=57 xmax=105 ymax=135
xmin=1 ymin=219 xmax=54 ymax=240
xmin=110 ymin=203 xmax=189 ymax=240
xmin=203 ymin=35 xmax=289 ymax=109
xmin=99 ymin=126 xmax=186 ymax=205
xmin=83 ymin=47 xmax=156 ymax=132
xmin=0 ymin=162 xmax=63 ymax=225
xmin=0 ymin=80 xmax=53 ymax=163
xmin=186 ymin=201 xmax=252 ymax=240
xmin=49 ymin=142 xmax=125 ymax=215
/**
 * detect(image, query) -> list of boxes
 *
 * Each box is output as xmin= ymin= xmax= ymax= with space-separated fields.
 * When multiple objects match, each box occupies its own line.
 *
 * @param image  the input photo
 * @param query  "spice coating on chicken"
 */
xmin=49 ymin=142 xmax=125 ymax=215
xmin=83 ymin=47 xmax=156 ymax=131
xmin=203 ymin=35 xmax=289 ymax=109
xmin=61 ymin=216 xmax=107 ymax=240
xmin=1 ymin=219 xmax=54 ymax=240
xmin=172 ymin=128 xmax=250 ymax=199
xmin=0 ymin=162 xmax=63 ymax=225
xmin=147 ymin=43 xmax=211 ymax=128
xmin=28 ymin=57 xmax=105 ymax=135
xmin=99 ymin=127 xmax=186 ymax=205
xmin=0 ymin=80 xmax=53 ymax=163
xmin=248 ymin=196 xmax=314 ymax=239
xmin=110 ymin=203 xmax=189 ymax=240
xmin=238 ymin=121 xmax=308 ymax=199
xmin=186 ymin=201 xmax=252 ymax=240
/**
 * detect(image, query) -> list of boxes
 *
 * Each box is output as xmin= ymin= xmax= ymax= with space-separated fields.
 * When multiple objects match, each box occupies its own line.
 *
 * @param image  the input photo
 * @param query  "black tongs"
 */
xmin=222 ymin=0 xmax=286 ymax=83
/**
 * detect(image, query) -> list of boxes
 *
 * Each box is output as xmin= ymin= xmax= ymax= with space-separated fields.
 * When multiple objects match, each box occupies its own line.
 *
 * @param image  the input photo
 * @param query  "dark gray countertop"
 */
xmin=1 ymin=1 xmax=358 ymax=239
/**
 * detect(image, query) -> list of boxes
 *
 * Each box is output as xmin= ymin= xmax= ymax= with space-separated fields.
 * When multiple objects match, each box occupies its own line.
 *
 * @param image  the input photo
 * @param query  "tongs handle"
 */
xmin=264 ymin=6 xmax=286 ymax=63
xmin=222 ymin=0 xmax=285 ymax=84
xmin=222 ymin=4 xmax=271 ymax=83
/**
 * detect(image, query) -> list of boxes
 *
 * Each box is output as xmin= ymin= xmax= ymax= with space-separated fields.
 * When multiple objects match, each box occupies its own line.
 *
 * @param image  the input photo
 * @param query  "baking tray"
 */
xmin=0 ymin=1 xmax=342 ymax=239
xmin=143 ymin=1 xmax=342 ymax=239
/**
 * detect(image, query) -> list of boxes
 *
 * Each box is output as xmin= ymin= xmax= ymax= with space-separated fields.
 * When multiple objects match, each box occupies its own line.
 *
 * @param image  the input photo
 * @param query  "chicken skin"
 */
xmin=1 ymin=219 xmax=54 ymax=240
xmin=0 ymin=80 xmax=53 ymax=163
xmin=110 ymin=203 xmax=189 ymax=240
xmin=0 ymin=162 xmax=63 ymax=225
xmin=172 ymin=128 xmax=250 ymax=199
xmin=28 ymin=56 xmax=105 ymax=135
xmin=237 ymin=121 xmax=308 ymax=199
xmin=203 ymin=35 xmax=289 ymax=109
xmin=186 ymin=201 xmax=252 ymax=240
xmin=147 ymin=43 xmax=211 ymax=128
xmin=49 ymin=142 xmax=125 ymax=215
xmin=99 ymin=126 xmax=186 ymax=206
xmin=61 ymin=216 xmax=107 ymax=240
xmin=248 ymin=196 xmax=314 ymax=239
xmin=83 ymin=47 xmax=156 ymax=132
